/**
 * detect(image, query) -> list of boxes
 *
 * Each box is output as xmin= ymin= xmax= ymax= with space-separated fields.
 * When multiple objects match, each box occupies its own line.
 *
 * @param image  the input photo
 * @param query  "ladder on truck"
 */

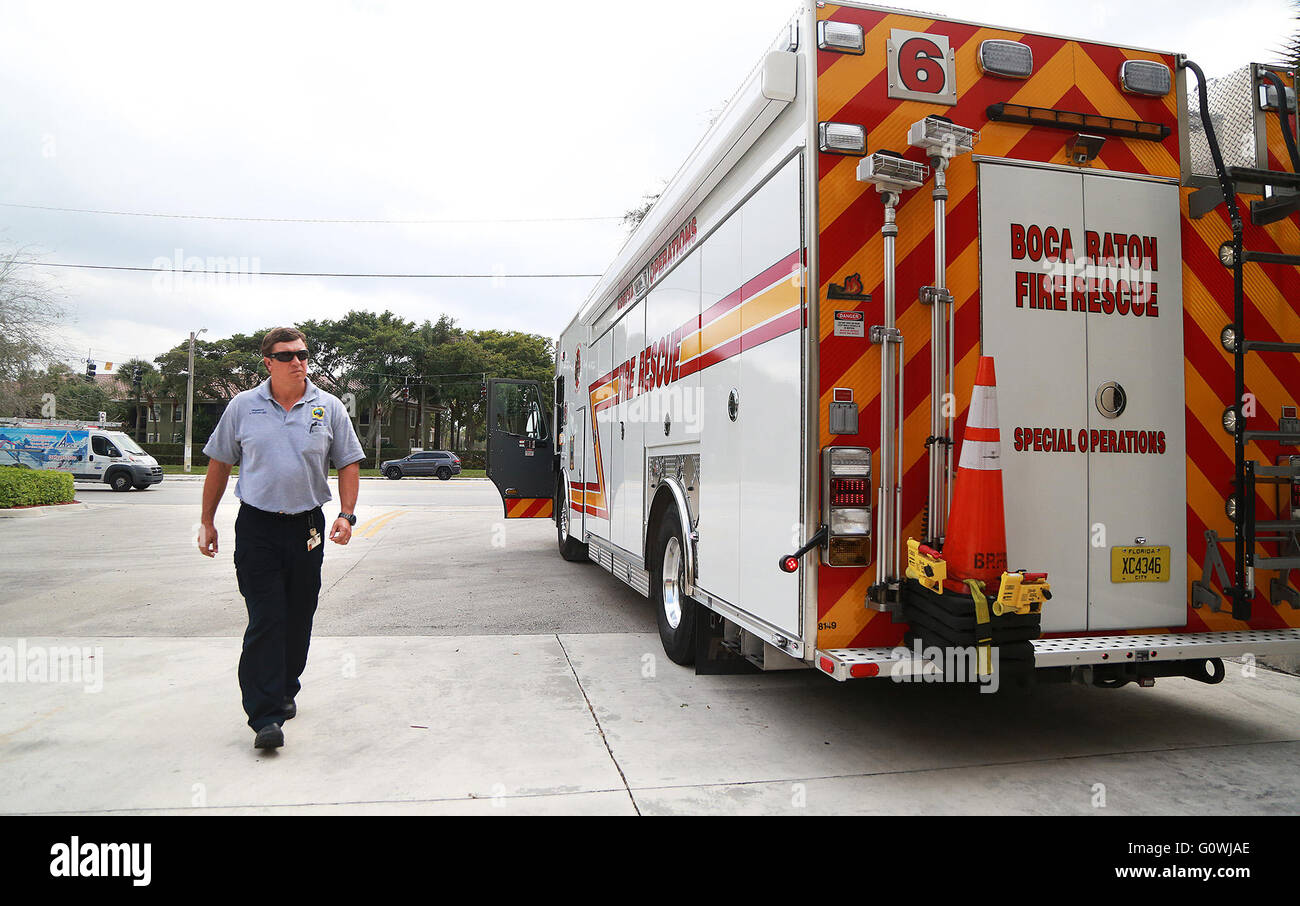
xmin=1185 ymin=61 xmax=1300 ymax=620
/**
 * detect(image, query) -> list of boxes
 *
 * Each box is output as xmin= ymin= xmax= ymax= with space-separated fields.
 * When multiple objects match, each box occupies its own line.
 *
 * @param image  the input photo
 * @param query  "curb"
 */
xmin=0 ymin=502 xmax=91 ymax=519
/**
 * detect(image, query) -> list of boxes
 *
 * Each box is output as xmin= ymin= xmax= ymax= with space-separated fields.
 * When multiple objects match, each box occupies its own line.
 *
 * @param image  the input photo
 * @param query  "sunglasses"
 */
xmin=268 ymin=350 xmax=309 ymax=362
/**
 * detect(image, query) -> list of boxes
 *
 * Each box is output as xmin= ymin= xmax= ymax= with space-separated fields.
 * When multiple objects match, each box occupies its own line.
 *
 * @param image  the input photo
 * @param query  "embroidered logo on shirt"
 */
xmin=311 ymin=407 xmax=325 ymax=421
xmin=250 ymin=408 xmax=267 ymax=415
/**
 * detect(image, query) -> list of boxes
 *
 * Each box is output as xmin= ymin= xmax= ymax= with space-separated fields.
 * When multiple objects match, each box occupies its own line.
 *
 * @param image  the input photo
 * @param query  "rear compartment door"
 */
xmin=486 ymin=379 xmax=554 ymax=519
xmin=978 ymin=161 xmax=1089 ymax=632
xmin=978 ymin=161 xmax=1186 ymax=632
xmin=1081 ymin=172 xmax=1187 ymax=630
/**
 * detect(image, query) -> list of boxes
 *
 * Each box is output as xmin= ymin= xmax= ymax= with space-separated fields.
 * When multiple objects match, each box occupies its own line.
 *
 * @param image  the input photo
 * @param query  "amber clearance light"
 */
xmin=986 ymin=103 xmax=1171 ymax=141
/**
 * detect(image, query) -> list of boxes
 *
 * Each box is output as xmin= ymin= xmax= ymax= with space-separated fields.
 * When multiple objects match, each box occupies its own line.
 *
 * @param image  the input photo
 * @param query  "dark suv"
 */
xmin=380 ymin=450 xmax=462 ymax=481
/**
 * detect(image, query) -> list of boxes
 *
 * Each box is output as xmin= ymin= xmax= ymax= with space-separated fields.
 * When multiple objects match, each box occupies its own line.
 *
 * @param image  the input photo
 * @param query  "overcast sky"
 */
xmin=1 ymin=0 xmax=1294 ymax=373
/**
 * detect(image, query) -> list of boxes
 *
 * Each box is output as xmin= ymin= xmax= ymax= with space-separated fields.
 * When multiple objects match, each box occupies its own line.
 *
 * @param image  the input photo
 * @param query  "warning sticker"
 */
xmin=834 ymin=310 xmax=865 ymax=338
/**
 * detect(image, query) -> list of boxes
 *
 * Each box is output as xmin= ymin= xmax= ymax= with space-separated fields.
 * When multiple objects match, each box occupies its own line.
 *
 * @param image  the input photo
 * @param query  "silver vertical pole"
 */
xmin=878 ymin=194 xmax=900 ymax=583
xmin=930 ymin=160 xmax=950 ymax=544
xmin=184 ymin=332 xmax=196 ymax=474
xmin=183 ymin=327 xmax=207 ymax=474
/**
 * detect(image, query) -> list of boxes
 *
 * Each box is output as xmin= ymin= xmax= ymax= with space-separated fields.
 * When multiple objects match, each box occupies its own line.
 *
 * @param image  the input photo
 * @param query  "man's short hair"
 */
xmin=261 ymin=327 xmax=308 ymax=357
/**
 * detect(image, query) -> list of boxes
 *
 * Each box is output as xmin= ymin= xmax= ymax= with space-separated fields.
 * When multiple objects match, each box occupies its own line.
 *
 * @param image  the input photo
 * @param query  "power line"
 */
xmin=1 ymin=201 xmax=622 ymax=225
xmin=35 ymin=262 xmax=602 ymax=279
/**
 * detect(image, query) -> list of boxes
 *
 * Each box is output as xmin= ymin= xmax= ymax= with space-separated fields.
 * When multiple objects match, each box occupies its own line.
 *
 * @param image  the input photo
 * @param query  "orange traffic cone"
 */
xmin=943 ymin=356 xmax=1008 ymax=592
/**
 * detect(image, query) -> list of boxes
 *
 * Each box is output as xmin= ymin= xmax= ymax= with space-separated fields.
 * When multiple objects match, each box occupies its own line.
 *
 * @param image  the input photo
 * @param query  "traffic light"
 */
xmin=85 ymin=360 xmax=96 ymax=381
xmin=133 ymin=365 xmax=143 ymax=387
xmin=480 ymin=383 xmax=487 ymax=403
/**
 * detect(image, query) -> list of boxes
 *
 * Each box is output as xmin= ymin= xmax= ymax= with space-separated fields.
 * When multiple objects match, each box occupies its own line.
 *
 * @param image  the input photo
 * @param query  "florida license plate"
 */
xmin=1110 ymin=546 xmax=1171 ymax=583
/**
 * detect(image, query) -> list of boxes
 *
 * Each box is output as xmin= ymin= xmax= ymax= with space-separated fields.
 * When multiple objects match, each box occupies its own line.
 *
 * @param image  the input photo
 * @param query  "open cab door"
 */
xmin=486 ymin=379 xmax=555 ymax=519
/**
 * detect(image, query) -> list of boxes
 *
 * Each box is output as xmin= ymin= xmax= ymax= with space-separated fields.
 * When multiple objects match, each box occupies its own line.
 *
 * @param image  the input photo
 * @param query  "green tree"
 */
xmin=117 ymin=357 xmax=156 ymax=441
xmin=153 ymin=331 xmax=267 ymax=403
xmin=0 ymin=249 xmax=70 ymax=417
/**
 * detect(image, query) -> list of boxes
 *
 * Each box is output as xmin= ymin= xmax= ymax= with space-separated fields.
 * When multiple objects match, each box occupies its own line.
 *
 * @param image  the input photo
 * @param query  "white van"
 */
xmin=0 ymin=420 xmax=164 ymax=491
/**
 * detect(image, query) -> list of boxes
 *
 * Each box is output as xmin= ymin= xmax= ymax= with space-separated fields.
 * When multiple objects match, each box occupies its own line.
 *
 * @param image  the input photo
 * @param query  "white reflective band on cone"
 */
xmin=967 ymin=385 xmax=999 ymax=429
xmin=959 ymin=439 xmax=1001 ymax=471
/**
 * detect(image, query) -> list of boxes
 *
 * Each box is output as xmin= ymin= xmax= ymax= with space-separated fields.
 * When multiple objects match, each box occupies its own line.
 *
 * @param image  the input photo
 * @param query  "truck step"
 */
xmin=1243 ymin=430 xmax=1300 ymax=445
xmin=1244 ymin=339 xmax=1300 ymax=353
xmin=1229 ymin=166 xmax=1300 ymax=190
xmin=1255 ymin=556 xmax=1300 ymax=570
xmin=1242 ymin=249 xmax=1300 ymax=267
xmin=1252 ymin=463 xmax=1300 ymax=481
xmin=1031 ymin=629 xmax=1300 ymax=667
xmin=1252 ymin=520 xmax=1300 ymax=533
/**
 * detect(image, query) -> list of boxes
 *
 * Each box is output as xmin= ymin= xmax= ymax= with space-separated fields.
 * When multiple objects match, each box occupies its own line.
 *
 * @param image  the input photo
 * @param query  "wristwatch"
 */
xmin=337 ymin=512 xmax=356 ymax=525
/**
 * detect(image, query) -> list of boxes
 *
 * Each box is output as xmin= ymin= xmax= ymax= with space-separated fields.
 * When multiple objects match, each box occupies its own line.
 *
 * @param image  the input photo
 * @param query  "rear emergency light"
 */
xmin=978 ymin=40 xmax=1033 ymax=79
xmin=822 ymin=446 xmax=872 ymax=567
xmin=908 ymin=115 xmax=979 ymax=156
xmin=819 ymin=122 xmax=867 ymax=156
xmin=817 ymin=20 xmax=864 ymax=55
xmin=1260 ymin=80 xmax=1298 ymax=112
xmin=1118 ymin=60 xmax=1171 ymax=97
xmin=856 ymin=150 xmax=928 ymax=194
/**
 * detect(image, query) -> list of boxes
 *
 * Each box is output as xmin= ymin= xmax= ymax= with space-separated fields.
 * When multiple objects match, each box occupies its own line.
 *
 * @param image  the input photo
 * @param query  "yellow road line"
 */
xmin=357 ymin=509 xmax=404 ymax=539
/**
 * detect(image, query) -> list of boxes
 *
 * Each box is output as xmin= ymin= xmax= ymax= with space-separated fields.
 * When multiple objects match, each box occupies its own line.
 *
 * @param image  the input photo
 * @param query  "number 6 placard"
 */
xmin=886 ymin=29 xmax=957 ymax=105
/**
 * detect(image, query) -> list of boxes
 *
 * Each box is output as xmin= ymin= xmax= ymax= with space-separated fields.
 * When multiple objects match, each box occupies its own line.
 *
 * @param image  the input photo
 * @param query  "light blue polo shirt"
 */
xmin=203 ymin=378 xmax=365 ymax=514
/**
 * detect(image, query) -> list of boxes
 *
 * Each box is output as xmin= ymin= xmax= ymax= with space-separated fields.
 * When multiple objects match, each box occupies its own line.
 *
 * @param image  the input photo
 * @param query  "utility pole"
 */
xmin=183 ymin=328 xmax=207 ymax=473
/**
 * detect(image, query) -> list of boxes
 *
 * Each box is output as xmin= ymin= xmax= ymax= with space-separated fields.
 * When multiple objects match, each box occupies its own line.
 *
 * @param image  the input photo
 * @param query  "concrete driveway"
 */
xmin=1 ymin=479 xmax=1297 ymax=815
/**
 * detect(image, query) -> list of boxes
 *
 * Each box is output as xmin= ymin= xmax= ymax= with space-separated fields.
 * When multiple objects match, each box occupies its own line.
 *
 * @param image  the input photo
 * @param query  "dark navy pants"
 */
xmin=234 ymin=503 xmax=325 ymax=731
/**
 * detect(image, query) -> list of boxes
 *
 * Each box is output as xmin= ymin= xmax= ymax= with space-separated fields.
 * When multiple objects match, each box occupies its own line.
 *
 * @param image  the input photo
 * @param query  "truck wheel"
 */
xmin=109 ymin=472 xmax=132 ymax=492
xmin=436 ymin=467 xmax=451 ymax=481
xmin=557 ymin=479 xmax=589 ymax=562
xmin=651 ymin=506 xmax=698 ymax=666
xmin=385 ymin=467 xmax=402 ymax=480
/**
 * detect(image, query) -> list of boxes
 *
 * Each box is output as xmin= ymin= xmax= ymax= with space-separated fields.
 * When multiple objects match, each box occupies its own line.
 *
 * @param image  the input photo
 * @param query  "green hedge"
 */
xmin=0 ymin=467 xmax=76 ymax=508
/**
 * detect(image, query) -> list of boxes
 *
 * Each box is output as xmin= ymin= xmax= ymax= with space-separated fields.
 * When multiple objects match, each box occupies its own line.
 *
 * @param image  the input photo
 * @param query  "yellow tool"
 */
xmin=906 ymin=538 xmax=947 ymax=594
xmin=994 ymin=571 xmax=1051 ymax=616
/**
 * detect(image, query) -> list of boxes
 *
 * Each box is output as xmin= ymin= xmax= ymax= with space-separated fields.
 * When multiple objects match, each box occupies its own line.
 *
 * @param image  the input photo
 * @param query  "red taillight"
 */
xmin=849 ymin=663 xmax=880 ymax=678
xmin=781 ymin=556 xmax=800 ymax=573
xmin=829 ymin=477 xmax=869 ymax=506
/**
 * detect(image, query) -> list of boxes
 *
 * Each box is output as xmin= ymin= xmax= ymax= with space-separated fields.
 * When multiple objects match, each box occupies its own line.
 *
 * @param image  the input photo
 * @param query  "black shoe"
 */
xmin=282 ymin=699 xmax=297 ymax=721
xmin=254 ymin=723 xmax=284 ymax=749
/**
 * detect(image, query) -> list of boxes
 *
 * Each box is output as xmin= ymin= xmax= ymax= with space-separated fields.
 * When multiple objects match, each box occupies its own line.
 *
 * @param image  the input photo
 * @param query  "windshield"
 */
xmin=107 ymin=432 xmax=147 ymax=455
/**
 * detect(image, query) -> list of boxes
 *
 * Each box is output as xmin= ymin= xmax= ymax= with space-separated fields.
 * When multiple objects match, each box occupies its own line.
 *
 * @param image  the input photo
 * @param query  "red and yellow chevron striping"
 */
xmin=505 ymin=497 xmax=553 ymax=520
xmin=812 ymin=4 xmax=1295 ymax=650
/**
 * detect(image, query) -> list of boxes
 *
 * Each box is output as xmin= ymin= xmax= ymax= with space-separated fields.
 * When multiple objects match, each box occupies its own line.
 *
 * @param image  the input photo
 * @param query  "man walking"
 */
xmin=198 ymin=327 xmax=365 ymax=749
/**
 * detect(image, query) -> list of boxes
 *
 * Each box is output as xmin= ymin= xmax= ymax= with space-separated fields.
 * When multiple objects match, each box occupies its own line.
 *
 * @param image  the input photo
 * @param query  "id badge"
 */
xmin=307 ymin=527 xmax=322 ymax=551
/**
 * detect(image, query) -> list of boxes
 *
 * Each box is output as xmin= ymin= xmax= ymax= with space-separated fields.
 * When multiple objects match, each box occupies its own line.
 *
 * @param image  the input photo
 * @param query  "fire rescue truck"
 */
xmin=486 ymin=2 xmax=1300 ymax=689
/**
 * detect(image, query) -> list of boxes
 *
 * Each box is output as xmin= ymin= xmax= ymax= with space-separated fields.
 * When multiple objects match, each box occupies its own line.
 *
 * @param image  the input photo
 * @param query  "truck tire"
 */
xmin=651 ymin=505 xmax=698 ymax=666
xmin=385 ymin=467 xmax=402 ymax=480
xmin=436 ymin=467 xmax=451 ymax=481
xmin=109 ymin=472 xmax=132 ymax=492
xmin=557 ymin=479 xmax=589 ymax=562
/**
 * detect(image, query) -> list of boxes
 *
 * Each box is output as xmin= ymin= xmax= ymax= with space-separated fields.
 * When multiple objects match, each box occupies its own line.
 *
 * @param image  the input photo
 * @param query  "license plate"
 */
xmin=1110 ymin=546 xmax=1171 ymax=583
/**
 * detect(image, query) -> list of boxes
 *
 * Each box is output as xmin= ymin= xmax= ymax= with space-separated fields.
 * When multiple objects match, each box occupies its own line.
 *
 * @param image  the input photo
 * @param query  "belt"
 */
xmin=241 ymin=502 xmax=320 ymax=519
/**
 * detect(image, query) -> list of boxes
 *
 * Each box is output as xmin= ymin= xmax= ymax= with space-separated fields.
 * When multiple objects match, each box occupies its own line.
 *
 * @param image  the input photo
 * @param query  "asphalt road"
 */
xmin=0 ymin=476 xmax=654 ymax=638
xmin=1 ymin=478 xmax=1298 ymax=817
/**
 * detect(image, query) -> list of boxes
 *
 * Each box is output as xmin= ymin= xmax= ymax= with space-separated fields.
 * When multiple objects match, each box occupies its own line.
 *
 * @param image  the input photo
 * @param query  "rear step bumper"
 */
xmin=815 ymin=628 xmax=1300 ymax=681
